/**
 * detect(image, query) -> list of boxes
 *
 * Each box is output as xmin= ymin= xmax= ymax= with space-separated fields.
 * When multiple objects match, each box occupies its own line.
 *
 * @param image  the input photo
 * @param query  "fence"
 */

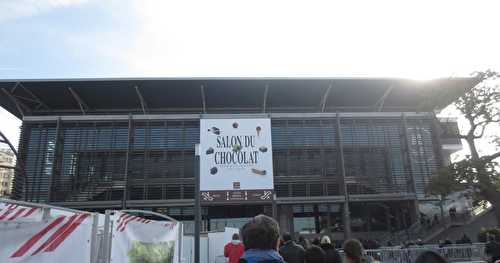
xmin=363 ymin=243 xmax=487 ymax=263
xmin=0 ymin=198 xmax=183 ymax=263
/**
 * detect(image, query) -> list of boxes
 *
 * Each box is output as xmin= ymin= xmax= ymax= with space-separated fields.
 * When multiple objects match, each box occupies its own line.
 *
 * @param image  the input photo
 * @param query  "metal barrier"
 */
xmin=362 ymin=243 xmax=487 ymax=263
xmin=0 ymin=198 xmax=100 ymax=263
xmin=0 ymin=199 xmax=183 ymax=263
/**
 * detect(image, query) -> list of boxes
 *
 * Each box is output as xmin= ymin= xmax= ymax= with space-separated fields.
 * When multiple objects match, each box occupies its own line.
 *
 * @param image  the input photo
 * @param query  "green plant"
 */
xmin=477 ymin=227 xmax=500 ymax=242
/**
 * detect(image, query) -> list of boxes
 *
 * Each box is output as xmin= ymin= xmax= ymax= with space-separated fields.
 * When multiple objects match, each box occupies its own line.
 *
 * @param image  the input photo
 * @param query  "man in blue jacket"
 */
xmin=239 ymin=215 xmax=286 ymax=263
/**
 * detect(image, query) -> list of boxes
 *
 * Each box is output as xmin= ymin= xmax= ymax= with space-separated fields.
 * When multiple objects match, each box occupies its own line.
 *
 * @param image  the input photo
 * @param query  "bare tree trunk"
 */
xmin=466 ymin=136 xmax=480 ymax=161
xmin=464 ymin=136 xmax=500 ymax=225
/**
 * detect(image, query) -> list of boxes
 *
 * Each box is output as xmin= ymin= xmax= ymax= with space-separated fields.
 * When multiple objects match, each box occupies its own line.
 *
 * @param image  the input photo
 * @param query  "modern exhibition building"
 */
xmin=0 ymin=78 xmax=478 ymax=240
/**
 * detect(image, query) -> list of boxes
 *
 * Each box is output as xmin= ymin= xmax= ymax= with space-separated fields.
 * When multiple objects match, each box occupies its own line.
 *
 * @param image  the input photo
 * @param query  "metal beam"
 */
xmin=262 ymin=84 xmax=269 ymax=113
xmin=375 ymin=85 xmax=394 ymax=112
xmin=0 ymin=130 xmax=18 ymax=157
xmin=134 ymin=86 xmax=148 ymax=114
xmin=200 ymin=85 xmax=207 ymax=113
xmin=68 ymin=87 xmax=88 ymax=114
xmin=1 ymin=88 xmax=29 ymax=117
xmin=320 ymin=82 xmax=333 ymax=112
xmin=22 ymin=112 xmax=433 ymax=122
xmin=18 ymin=82 xmax=49 ymax=110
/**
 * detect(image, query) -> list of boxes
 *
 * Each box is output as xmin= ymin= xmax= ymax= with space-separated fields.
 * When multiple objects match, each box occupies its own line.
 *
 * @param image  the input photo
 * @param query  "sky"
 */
xmin=0 ymin=0 xmax=499 ymax=156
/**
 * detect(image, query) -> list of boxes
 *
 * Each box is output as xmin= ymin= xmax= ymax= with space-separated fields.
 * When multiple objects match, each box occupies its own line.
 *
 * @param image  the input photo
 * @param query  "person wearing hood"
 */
xmin=239 ymin=215 xmax=286 ymax=263
xmin=319 ymin=236 xmax=342 ymax=263
xmin=225 ymin=233 xmax=245 ymax=263
xmin=279 ymin=232 xmax=305 ymax=263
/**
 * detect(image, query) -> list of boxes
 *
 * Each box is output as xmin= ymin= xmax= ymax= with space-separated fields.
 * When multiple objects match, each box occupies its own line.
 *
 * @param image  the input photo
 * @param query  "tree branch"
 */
xmin=473 ymin=125 xmax=487 ymax=139
xmin=483 ymin=151 xmax=500 ymax=162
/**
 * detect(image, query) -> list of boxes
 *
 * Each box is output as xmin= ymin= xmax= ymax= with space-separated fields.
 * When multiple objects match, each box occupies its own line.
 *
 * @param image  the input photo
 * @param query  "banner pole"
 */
xmin=103 ymin=210 xmax=112 ymax=263
xmin=194 ymin=144 xmax=201 ymax=263
xmin=179 ymin=222 xmax=184 ymax=263
xmin=89 ymin=213 xmax=99 ymax=263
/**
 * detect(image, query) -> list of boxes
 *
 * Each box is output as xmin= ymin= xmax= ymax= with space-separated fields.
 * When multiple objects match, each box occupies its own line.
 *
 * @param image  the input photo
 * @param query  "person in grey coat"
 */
xmin=279 ymin=232 xmax=305 ymax=263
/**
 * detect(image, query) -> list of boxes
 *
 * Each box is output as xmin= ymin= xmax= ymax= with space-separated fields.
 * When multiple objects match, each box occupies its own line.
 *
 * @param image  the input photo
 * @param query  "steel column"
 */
xmin=48 ymin=117 xmax=61 ymax=202
xmin=122 ymin=114 xmax=133 ymax=209
xmin=194 ymin=144 xmax=201 ymax=263
xmin=335 ymin=113 xmax=351 ymax=239
xmin=401 ymin=113 xmax=418 ymax=195
xmin=401 ymin=113 xmax=420 ymax=220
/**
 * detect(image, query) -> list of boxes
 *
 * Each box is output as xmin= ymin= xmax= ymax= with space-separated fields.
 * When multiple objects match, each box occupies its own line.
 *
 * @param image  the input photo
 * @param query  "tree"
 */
xmin=425 ymin=167 xmax=465 ymax=220
xmin=427 ymin=70 xmax=500 ymax=225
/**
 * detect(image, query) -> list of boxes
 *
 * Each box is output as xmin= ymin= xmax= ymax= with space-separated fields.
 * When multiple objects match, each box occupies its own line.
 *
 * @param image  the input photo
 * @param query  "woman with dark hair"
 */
xmin=343 ymin=239 xmax=367 ymax=263
xmin=305 ymin=245 xmax=326 ymax=263
xmin=414 ymin=251 xmax=448 ymax=263
xmin=298 ymin=235 xmax=311 ymax=250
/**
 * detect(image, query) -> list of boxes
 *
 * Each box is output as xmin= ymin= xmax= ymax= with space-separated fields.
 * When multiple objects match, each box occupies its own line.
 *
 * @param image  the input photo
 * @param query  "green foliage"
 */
xmin=128 ymin=240 xmax=175 ymax=263
xmin=426 ymin=167 xmax=464 ymax=197
xmin=427 ymin=156 xmax=500 ymax=201
xmin=478 ymin=227 xmax=500 ymax=242
xmin=455 ymin=71 xmax=500 ymax=131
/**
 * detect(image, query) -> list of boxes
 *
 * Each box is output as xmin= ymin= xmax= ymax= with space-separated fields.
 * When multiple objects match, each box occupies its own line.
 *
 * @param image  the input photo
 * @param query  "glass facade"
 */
xmin=12 ymin=114 xmax=442 ymax=237
xmin=15 ymin=115 xmax=439 ymax=203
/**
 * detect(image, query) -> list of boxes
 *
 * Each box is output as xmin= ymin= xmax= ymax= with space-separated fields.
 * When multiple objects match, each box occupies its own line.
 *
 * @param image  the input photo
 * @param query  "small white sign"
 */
xmin=199 ymin=118 xmax=274 ymax=192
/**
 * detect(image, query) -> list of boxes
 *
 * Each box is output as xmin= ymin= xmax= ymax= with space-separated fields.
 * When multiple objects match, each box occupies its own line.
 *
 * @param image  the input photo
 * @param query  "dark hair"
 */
xmin=343 ymin=239 xmax=363 ymax=263
xmin=282 ymin=232 xmax=292 ymax=242
xmin=241 ymin=214 xmax=280 ymax=250
xmin=415 ymin=251 xmax=448 ymax=263
xmin=232 ymin=233 xmax=239 ymax=240
xmin=305 ymin=245 xmax=326 ymax=263
xmin=298 ymin=235 xmax=311 ymax=249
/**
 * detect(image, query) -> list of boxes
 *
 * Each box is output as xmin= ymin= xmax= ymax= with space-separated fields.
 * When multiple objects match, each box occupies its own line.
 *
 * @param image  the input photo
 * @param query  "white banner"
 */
xmin=111 ymin=211 xmax=180 ymax=263
xmin=0 ymin=203 xmax=43 ymax=222
xmin=199 ymin=118 xmax=274 ymax=191
xmin=0 ymin=213 xmax=93 ymax=263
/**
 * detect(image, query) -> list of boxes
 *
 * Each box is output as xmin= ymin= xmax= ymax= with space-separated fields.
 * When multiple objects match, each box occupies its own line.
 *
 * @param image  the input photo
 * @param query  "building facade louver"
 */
xmin=0 ymin=78 xmax=476 ymax=240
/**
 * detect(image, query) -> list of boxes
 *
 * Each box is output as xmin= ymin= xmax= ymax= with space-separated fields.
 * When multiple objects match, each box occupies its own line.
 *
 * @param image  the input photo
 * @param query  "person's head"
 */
xmin=320 ymin=236 xmax=331 ymax=245
xmin=414 ymin=251 xmax=448 ymax=263
xmin=232 ymin=233 xmax=240 ymax=240
xmin=305 ymin=245 xmax=326 ymax=263
xmin=282 ymin=232 xmax=292 ymax=242
xmin=240 ymin=214 xmax=280 ymax=251
xmin=312 ymin=237 xmax=320 ymax=246
xmin=343 ymin=239 xmax=364 ymax=263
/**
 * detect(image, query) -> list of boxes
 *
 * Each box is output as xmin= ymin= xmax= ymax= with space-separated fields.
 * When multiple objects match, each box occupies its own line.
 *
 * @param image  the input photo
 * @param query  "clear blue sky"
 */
xmin=1 ymin=0 xmax=499 ymax=154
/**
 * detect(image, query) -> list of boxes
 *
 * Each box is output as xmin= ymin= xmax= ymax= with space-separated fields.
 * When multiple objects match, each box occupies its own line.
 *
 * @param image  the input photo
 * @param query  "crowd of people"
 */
xmin=223 ymin=214 xmax=453 ymax=263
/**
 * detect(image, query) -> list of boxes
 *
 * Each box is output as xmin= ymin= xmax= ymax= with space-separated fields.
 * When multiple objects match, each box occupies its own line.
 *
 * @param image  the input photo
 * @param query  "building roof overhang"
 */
xmin=0 ymin=77 xmax=480 ymax=119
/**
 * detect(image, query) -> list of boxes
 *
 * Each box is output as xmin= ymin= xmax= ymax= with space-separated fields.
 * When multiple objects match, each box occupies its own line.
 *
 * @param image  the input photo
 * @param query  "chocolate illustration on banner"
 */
xmin=232 ymin=122 xmax=239 ymax=129
xmin=206 ymin=147 xmax=214 ymax=155
xmin=208 ymin=126 xmax=220 ymax=135
xmin=251 ymin=168 xmax=266 ymax=175
xmin=210 ymin=167 xmax=218 ymax=175
xmin=256 ymin=126 xmax=262 ymax=136
xmin=259 ymin=146 xmax=268 ymax=153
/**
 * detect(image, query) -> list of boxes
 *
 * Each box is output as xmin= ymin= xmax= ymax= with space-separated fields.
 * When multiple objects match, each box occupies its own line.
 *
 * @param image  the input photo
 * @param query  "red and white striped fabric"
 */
xmin=111 ymin=211 xmax=180 ymax=263
xmin=0 ymin=212 xmax=93 ymax=263
xmin=0 ymin=203 xmax=42 ymax=222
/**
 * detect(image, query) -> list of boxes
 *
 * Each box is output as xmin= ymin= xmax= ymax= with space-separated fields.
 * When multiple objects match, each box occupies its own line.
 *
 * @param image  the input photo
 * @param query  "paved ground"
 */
xmin=430 ymin=210 xmax=497 ymax=243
